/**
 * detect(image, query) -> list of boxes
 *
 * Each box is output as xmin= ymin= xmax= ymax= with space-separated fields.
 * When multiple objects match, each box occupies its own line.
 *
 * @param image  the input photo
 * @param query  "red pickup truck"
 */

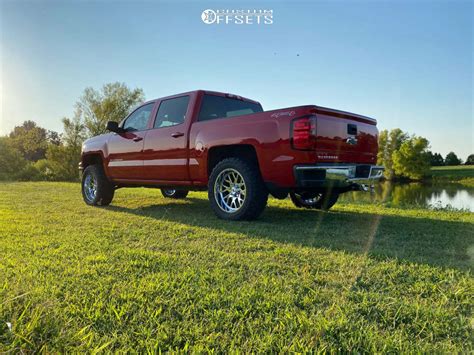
xmin=80 ymin=90 xmax=383 ymax=220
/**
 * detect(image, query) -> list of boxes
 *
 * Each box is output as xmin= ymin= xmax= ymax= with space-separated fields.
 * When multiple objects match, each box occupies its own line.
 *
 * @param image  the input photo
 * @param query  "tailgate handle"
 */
xmin=347 ymin=124 xmax=357 ymax=135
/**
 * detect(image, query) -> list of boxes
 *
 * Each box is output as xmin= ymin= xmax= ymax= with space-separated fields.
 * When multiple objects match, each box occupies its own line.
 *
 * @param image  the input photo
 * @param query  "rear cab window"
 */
xmin=198 ymin=94 xmax=263 ymax=122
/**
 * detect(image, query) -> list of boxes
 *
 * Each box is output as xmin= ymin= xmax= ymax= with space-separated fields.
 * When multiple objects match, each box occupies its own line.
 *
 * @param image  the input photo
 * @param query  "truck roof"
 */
xmin=140 ymin=90 xmax=375 ymax=124
xmin=143 ymin=90 xmax=261 ymax=106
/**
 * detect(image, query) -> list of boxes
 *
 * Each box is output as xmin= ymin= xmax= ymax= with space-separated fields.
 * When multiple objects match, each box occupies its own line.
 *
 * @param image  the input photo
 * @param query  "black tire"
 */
xmin=289 ymin=191 xmax=339 ymax=210
xmin=208 ymin=158 xmax=268 ymax=220
xmin=81 ymin=164 xmax=115 ymax=206
xmin=161 ymin=189 xmax=189 ymax=199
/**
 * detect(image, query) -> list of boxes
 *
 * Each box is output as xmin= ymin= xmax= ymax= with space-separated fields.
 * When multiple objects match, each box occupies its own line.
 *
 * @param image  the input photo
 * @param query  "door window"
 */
xmin=154 ymin=96 xmax=190 ymax=128
xmin=123 ymin=103 xmax=154 ymax=131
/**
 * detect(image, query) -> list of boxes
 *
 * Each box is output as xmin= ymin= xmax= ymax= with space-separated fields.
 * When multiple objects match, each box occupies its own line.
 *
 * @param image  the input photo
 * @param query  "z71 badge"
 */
xmin=271 ymin=111 xmax=295 ymax=118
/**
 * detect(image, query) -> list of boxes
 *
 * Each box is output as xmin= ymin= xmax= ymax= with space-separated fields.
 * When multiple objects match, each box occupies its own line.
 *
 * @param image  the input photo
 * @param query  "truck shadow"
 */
xmin=107 ymin=197 xmax=473 ymax=271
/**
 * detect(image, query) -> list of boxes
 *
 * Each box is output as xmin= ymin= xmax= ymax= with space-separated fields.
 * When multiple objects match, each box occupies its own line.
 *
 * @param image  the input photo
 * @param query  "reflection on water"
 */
xmin=339 ymin=182 xmax=474 ymax=212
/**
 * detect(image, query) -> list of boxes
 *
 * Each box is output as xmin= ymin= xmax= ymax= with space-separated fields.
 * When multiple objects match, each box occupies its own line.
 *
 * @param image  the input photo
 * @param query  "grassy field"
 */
xmin=0 ymin=182 xmax=473 ymax=352
xmin=430 ymin=165 xmax=474 ymax=186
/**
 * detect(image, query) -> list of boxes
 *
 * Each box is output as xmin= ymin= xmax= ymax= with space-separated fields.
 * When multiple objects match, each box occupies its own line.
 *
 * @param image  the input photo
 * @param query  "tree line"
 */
xmin=377 ymin=129 xmax=472 ymax=181
xmin=1 ymin=82 xmax=472 ymax=182
xmin=0 ymin=82 xmax=144 ymax=181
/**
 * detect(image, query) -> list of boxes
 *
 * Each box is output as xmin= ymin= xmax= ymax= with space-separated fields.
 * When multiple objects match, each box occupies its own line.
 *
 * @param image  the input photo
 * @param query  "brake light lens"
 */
xmin=291 ymin=116 xmax=317 ymax=150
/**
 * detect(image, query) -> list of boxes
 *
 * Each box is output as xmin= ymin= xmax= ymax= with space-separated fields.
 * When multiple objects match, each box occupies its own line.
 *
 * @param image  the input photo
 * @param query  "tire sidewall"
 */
xmin=81 ymin=165 xmax=114 ymax=206
xmin=81 ymin=166 xmax=100 ymax=205
xmin=208 ymin=159 xmax=264 ymax=220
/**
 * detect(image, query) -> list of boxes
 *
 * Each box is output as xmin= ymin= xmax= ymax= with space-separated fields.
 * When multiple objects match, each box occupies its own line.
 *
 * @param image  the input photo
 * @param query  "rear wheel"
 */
xmin=289 ymin=191 xmax=339 ymax=210
xmin=208 ymin=158 xmax=268 ymax=220
xmin=81 ymin=164 xmax=115 ymax=206
xmin=161 ymin=189 xmax=189 ymax=199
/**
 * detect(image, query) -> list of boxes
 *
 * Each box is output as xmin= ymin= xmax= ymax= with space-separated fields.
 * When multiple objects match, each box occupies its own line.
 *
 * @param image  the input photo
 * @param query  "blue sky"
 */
xmin=1 ymin=0 xmax=472 ymax=158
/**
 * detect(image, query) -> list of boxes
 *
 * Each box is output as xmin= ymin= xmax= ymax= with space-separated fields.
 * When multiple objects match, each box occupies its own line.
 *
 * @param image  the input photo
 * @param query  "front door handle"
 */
xmin=171 ymin=132 xmax=184 ymax=138
xmin=133 ymin=137 xmax=143 ymax=142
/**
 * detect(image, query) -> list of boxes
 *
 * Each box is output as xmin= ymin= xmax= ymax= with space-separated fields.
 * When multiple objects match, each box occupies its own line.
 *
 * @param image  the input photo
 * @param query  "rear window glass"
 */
xmin=198 ymin=94 xmax=263 ymax=122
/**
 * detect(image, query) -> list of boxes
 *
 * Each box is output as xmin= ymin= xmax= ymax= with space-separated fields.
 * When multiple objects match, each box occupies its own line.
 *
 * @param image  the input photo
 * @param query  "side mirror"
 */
xmin=106 ymin=121 xmax=123 ymax=133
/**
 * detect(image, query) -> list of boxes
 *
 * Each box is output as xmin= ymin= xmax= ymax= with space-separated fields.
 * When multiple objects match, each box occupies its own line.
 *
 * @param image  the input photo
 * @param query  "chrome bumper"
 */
xmin=294 ymin=164 xmax=384 ymax=190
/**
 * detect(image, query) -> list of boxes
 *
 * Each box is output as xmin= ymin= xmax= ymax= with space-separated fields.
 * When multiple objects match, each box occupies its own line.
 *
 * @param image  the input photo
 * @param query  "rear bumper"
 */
xmin=294 ymin=164 xmax=384 ymax=190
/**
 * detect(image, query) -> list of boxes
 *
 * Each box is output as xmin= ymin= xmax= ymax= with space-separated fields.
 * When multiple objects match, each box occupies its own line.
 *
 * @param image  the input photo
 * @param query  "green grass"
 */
xmin=431 ymin=165 xmax=474 ymax=171
xmin=430 ymin=165 xmax=474 ymax=186
xmin=0 ymin=182 xmax=473 ymax=352
xmin=431 ymin=165 xmax=474 ymax=184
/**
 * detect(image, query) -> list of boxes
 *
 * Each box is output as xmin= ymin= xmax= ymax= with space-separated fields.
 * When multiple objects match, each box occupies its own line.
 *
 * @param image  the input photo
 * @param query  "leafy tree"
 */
xmin=44 ymin=145 xmax=80 ymax=181
xmin=377 ymin=128 xmax=408 ymax=179
xmin=9 ymin=121 xmax=47 ymax=161
xmin=376 ymin=130 xmax=388 ymax=168
xmin=428 ymin=152 xmax=444 ymax=166
xmin=445 ymin=152 xmax=461 ymax=166
xmin=0 ymin=137 xmax=33 ymax=180
xmin=8 ymin=120 xmax=61 ymax=161
xmin=464 ymin=154 xmax=474 ymax=165
xmin=378 ymin=128 xmax=433 ymax=180
xmin=47 ymin=130 xmax=62 ymax=146
xmin=77 ymin=82 xmax=145 ymax=137
xmin=393 ymin=136 xmax=431 ymax=180
xmin=43 ymin=112 xmax=87 ymax=181
xmin=1 ymin=82 xmax=144 ymax=181
xmin=33 ymin=159 xmax=55 ymax=181
xmin=61 ymin=110 xmax=87 ymax=148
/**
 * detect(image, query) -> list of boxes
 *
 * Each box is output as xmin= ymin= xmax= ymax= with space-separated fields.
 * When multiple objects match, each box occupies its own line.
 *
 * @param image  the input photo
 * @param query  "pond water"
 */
xmin=338 ymin=182 xmax=474 ymax=212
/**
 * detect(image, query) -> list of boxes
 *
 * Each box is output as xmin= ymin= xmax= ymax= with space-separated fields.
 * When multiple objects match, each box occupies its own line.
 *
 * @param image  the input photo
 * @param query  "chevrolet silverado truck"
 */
xmin=80 ymin=90 xmax=383 ymax=220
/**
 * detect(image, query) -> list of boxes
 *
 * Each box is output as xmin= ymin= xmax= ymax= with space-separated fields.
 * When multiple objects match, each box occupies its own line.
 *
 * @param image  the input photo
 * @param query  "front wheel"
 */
xmin=289 ymin=191 xmax=339 ymax=210
xmin=81 ymin=164 xmax=115 ymax=206
xmin=208 ymin=158 xmax=268 ymax=220
xmin=161 ymin=189 xmax=189 ymax=199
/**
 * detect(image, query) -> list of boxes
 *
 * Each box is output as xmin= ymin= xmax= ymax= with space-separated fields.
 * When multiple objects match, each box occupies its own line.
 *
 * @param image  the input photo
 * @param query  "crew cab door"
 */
xmin=106 ymin=102 xmax=155 ymax=180
xmin=142 ymin=95 xmax=190 ymax=181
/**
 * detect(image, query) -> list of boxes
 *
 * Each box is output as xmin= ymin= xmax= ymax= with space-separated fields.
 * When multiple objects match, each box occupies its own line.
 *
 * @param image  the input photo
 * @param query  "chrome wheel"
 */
xmin=214 ymin=168 xmax=246 ymax=213
xmin=162 ymin=189 xmax=176 ymax=197
xmin=289 ymin=191 xmax=339 ymax=210
xmin=295 ymin=192 xmax=323 ymax=205
xmin=83 ymin=173 xmax=97 ymax=202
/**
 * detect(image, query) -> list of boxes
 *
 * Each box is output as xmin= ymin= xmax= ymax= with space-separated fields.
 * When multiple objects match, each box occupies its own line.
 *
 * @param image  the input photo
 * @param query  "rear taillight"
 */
xmin=291 ymin=116 xmax=317 ymax=150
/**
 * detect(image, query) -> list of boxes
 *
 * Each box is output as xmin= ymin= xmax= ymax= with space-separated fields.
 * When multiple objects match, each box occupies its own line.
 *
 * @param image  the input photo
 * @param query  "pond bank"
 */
xmin=428 ymin=165 xmax=474 ymax=186
xmin=339 ymin=181 xmax=474 ymax=212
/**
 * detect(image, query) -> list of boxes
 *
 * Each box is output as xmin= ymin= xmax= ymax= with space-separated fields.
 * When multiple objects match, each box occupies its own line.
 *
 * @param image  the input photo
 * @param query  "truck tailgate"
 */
xmin=314 ymin=106 xmax=378 ymax=164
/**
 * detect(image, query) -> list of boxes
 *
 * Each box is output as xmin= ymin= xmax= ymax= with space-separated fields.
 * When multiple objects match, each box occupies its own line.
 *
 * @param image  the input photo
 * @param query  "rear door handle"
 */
xmin=133 ymin=137 xmax=143 ymax=142
xmin=171 ymin=132 xmax=184 ymax=138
